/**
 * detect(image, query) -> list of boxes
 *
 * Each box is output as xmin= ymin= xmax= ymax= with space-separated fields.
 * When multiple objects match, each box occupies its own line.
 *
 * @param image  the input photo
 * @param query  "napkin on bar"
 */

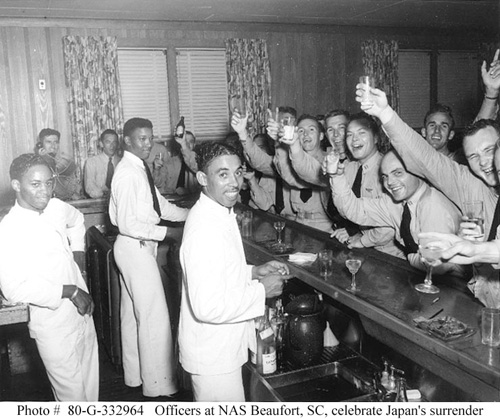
xmin=288 ymin=252 xmax=318 ymax=264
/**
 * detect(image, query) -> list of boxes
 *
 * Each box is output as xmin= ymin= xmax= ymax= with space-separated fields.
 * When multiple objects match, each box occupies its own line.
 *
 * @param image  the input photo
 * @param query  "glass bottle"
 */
xmin=395 ymin=377 xmax=408 ymax=402
xmin=175 ymin=116 xmax=185 ymax=138
xmin=257 ymin=306 xmax=277 ymax=375
xmin=250 ymin=314 xmax=264 ymax=365
xmin=271 ymin=298 xmax=285 ymax=372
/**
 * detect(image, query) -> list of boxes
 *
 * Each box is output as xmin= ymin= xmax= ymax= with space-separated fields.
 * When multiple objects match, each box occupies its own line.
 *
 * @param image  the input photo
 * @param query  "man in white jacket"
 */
xmin=0 ymin=153 xmax=98 ymax=401
xmin=179 ymin=141 xmax=291 ymax=401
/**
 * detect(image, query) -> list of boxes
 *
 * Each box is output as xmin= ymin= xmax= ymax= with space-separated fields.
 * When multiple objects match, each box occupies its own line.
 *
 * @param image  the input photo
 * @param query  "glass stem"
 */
xmin=277 ymin=231 xmax=282 ymax=244
xmin=351 ymin=273 xmax=356 ymax=289
xmin=424 ymin=265 xmax=433 ymax=286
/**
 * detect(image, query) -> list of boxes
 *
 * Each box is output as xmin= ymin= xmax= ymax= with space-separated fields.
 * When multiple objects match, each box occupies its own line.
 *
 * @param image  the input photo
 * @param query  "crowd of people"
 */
xmin=1 ymin=48 xmax=500 ymax=403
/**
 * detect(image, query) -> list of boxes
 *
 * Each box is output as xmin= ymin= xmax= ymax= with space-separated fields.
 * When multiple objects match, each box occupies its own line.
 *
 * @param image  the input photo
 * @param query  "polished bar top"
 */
xmin=237 ymin=205 xmax=500 ymax=398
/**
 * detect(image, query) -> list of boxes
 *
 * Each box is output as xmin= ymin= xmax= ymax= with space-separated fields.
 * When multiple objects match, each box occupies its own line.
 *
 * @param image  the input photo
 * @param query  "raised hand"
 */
xmin=355 ymin=84 xmax=389 ymax=118
xmin=230 ymin=111 xmax=249 ymax=136
xmin=481 ymin=49 xmax=500 ymax=97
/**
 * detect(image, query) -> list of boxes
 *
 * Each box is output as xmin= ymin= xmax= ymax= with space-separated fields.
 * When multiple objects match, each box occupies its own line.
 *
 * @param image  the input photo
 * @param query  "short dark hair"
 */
xmin=195 ymin=141 xmax=241 ymax=173
xmin=38 ymin=128 xmax=61 ymax=142
xmin=123 ymin=118 xmax=153 ymax=138
xmin=423 ymin=104 xmax=455 ymax=130
xmin=297 ymin=113 xmax=324 ymax=134
xmin=100 ymin=129 xmax=118 ymax=142
xmin=10 ymin=153 xmax=53 ymax=181
xmin=325 ymin=109 xmax=350 ymax=122
xmin=279 ymin=106 xmax=297 ymax=120
xmin=463 ymin=119 xmax=500 ymax=142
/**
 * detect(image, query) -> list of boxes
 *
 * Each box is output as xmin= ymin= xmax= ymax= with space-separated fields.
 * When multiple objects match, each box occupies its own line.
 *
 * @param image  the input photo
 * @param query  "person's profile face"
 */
xmin=101 ymin=133 xmax=119 ymax=157
xmin=185 ymin=133 xmax=196 ymax=151
xmin=200 ymin=154 xmax=243 ymax=208
xmin=125 ymin=127 xmax=153 ymax=160
xmin=13 ymin=164 xmax=54 ymax=212
xmin=41 ymin=135 xmax=60 ymax=156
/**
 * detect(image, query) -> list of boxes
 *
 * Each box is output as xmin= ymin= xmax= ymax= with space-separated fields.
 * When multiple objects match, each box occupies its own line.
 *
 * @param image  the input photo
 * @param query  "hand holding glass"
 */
xmin=359 ymin=76 xmax=375 ymax=101
xmin=230 ymin=95 xmax=247 ymax=117
xmin=415 ymin=242 xmax=447 ymax=294
xmin=281 ymin=116 xmax=295 ymax=141
xmin=461 ymin=201 xmax=484 ymax=241
xmin=346 ymin=259 xmax=362 ymax=292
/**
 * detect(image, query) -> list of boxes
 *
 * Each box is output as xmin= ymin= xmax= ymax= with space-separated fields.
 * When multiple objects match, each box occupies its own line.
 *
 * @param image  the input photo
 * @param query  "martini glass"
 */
xmin=415 ymin=243 xmax=445 ymax=294
xmin=345 ymin=259 xmax=362 ymax=292
xmin=273 ymin=220 xmax=286 ymax=251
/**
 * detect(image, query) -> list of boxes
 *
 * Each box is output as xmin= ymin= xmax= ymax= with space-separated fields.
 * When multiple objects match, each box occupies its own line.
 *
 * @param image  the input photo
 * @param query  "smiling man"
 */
xmin=326 ymin=150 xmax=464 ymax=276
xmin=0 ymin=154 xmax=98 ymax=401
xmin=356 ymin=86 xmax=499 ymax=304
xmin=109 ymin=117 xmax=189 ymax=400
xmin=179 ymin=141 xmax=291 ymax=401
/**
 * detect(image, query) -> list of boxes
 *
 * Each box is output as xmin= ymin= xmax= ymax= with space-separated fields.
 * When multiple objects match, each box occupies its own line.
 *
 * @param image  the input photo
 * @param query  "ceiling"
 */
xmin=0 ymin=0 xmax=497 ymax=33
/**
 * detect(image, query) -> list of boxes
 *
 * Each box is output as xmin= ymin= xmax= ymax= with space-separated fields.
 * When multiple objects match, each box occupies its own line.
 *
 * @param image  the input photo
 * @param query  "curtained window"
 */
xmin=62 ymin=36 xmax=124 ymax=183
xmin=225 ymin=39 xmax=272 ymax=137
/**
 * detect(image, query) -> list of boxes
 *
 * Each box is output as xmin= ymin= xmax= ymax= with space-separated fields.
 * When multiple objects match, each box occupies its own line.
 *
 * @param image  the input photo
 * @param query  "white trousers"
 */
xmin=114 ymin=235 xmax=177 ymax=397
xmin=191 ymin=368 xmax=245 ymax=402
xmin=35 ymin=316 xmax=99 ymax=401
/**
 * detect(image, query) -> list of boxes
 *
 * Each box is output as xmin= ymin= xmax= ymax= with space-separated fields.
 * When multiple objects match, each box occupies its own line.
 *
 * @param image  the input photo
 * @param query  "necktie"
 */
xmin=487 ymin=197 xmax=500 ymax=241
xmin=105 ymin=157 xmax=114 ymax=189
xmin=275 ymin=175 xmax=285 ymax=215
xmin=177 ymin=159 xmax=186 ymax=189
xmin=300 ymin=188 xmax=313 ymax=203
xmin=351 ymin=164 xmax=363 ymax=198
xmin=143 ymin=160 xmax=161 ymax=218
xmin=400 ymin=202 xmax=419 ymax=256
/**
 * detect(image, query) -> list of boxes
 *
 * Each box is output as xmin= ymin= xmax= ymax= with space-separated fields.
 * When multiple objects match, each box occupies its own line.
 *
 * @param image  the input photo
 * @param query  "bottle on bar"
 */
xmin=256 ymin=306 xmax=277 ymax=375
xmin=271 ymin=298 xmax=285 ymax=372
xmin=175 ymin=116 xmax=185 ymax=138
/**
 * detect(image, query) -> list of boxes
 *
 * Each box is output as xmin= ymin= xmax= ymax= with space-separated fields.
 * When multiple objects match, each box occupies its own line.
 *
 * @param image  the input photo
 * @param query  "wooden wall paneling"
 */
xmin=0 ymin=27 xmax=15 ymax=206
xmin=26 ymin=27 xmax=52 ymax=142
xmin=7 ymin=27 xmax=33 ymax=157
xmin=47 ymin=27 xmax=71 ymax=155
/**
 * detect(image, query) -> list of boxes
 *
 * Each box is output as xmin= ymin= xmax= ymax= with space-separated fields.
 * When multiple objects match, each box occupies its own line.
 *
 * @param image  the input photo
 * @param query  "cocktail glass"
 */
xmin=345 ymin=259 xmax=362 ymax=292
xmin=273 ymin=221 xmax=286 ymax=249
xmin=415 ymin=243 xmax=445 ymax=294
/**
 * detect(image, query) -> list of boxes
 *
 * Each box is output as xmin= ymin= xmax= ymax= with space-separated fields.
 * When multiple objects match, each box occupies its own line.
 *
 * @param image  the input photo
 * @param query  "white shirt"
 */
xmin=84 ymin=152 xmax=121 ymax=198
xmin=179 ymin=193 xmax=265 ymax=375
xmin=0 ymin=199 xmax=87 ymax=338
xmin=109 ymin=151 xmax=189 ymax=241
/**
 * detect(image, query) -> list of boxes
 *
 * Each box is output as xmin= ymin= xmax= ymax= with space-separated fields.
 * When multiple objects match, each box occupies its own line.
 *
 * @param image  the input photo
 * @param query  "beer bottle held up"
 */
xmin=176 ymin=116 xmax=185 ymax=138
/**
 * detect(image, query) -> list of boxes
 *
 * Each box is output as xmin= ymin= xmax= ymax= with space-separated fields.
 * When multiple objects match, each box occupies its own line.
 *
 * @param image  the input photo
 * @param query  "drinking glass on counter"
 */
xmin=273 ymin=220 xmax=286 ymax=249
xmin=345 ymin=259 xmax=362 ymax=292
xmin=481 ymin=307 xmax=500 ymax=347
xmin=241 ymin=211 xmax=253 ymax=238
xmin=318 ymin=249 xmax=333 ymax=279
xmin=461 ymin=200 xmax=484 ymax=241
xmin=415 ymin=241 xmax=447 ymax=294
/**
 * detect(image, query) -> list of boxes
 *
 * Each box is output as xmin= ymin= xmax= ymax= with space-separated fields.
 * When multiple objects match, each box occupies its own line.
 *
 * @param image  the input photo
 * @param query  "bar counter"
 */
xmin=238 ymin=204 xmax=500 ymax=401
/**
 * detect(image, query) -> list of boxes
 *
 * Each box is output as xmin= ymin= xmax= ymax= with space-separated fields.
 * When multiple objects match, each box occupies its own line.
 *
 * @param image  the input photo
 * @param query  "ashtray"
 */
xmin=413 ymin=315 xmax=476 ymax=342
xmin=268 ymin=242 xmax=295 ymax=255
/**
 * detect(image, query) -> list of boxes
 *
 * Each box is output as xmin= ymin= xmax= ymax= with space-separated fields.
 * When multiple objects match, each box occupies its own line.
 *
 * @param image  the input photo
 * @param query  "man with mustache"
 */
xmin=109 ymin=117 xmax=189 ymax=399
